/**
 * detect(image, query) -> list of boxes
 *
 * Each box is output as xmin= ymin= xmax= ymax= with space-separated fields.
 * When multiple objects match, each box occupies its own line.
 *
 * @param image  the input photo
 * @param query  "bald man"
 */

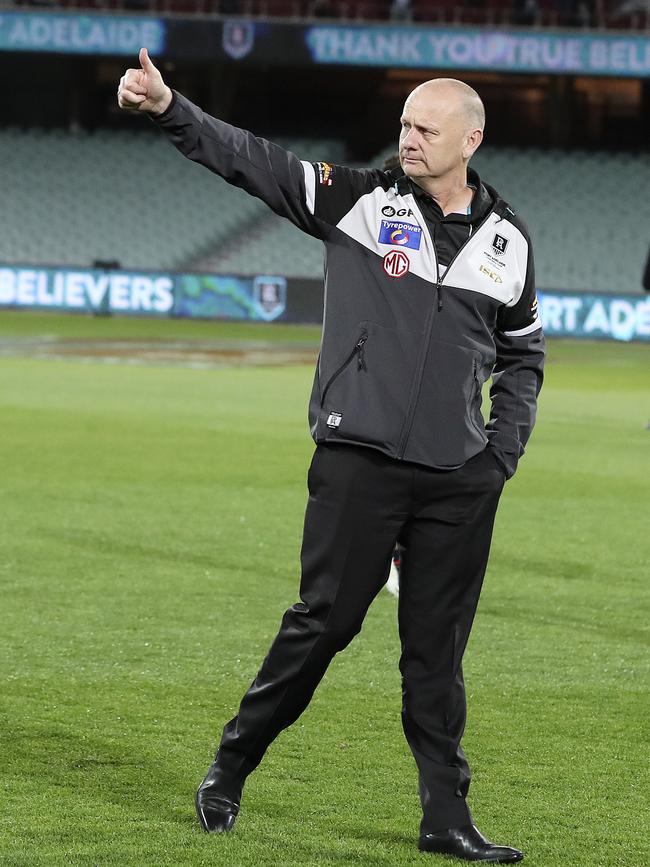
xmin=119 ymin=54 xmax=544 ymax=863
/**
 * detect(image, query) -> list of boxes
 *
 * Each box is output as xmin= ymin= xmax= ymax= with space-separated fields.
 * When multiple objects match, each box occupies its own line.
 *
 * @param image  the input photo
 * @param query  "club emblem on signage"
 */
xmin=253 ymin=275 xmax=287 ymax=321
xmin=383 ymin=250 xmax=409 ymax=278
xmin=492 ymin=233 xmax=509 ymax=255
xmin=223 ymin=20 xmax=254 ymax=60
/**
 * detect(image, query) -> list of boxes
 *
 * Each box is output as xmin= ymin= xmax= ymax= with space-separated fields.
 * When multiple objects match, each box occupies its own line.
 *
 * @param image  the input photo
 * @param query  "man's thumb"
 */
xmin=139 ymin=47 xmax=157 ymax=73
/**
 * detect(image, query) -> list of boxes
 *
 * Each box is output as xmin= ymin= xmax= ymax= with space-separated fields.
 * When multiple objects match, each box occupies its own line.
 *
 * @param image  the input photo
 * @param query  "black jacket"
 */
xmin=154 ymin=92 xmax=545 ymax=478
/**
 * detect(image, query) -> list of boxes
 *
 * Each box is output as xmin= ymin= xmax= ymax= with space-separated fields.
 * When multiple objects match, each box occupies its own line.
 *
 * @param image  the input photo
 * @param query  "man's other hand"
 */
xmin=117 ymin=48 xmax=172 ymax=116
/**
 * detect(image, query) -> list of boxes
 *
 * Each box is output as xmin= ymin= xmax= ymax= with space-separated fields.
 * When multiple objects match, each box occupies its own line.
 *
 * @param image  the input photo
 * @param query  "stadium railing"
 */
xmin=6 ymin=0 xmax=650 ymax=31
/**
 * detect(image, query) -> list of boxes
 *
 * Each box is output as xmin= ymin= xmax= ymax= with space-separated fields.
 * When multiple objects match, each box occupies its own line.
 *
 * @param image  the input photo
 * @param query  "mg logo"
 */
xmin=383 ymin=250 xmax=409 ymax=278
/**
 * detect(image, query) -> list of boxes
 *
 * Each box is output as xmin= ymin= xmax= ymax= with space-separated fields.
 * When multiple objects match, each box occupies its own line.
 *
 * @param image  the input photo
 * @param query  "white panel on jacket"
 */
xmin=443 ymin=213 xmax=529 ymax=307
xmin=336 ymin=187 xmax=439 ymax=285
xmin=335 ymin=186 xmax=530 ymax=306
xmin=301 ymin=161 xmax=316 ymax=215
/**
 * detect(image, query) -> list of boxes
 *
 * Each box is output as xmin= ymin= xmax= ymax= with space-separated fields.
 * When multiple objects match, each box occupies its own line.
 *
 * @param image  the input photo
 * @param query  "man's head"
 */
xmin=399 ymin=79 xmax=485 ymax=183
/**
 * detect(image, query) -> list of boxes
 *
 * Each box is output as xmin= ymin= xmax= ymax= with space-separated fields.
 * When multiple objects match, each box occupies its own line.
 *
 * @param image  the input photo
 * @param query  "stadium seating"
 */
xmin=0 ymin=126 xmax=267 ymax=271
xmin=0 ymin=128 xmax=344 ymax=273
xmin=0 ymin=127 xmax=647 ymax=293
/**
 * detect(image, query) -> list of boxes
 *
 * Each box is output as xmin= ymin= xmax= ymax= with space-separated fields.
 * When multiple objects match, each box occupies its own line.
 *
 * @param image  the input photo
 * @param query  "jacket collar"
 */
xmin=389 ymin=166 xmax=495 ymax=225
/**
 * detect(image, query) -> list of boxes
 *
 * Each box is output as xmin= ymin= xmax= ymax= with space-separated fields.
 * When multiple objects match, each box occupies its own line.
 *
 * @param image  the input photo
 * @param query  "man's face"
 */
xmin=399 ymin=88 xmax=470 ymax=182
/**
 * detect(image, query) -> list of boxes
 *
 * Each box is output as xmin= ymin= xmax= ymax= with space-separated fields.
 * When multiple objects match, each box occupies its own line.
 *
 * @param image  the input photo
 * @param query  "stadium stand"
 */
xmin=0 ymin=128 xmax=344 ymax=272
xmin=0 ymin=127 xmax=271 ymax=271
xmin=0 ymin=126 xmax=647 ymax=292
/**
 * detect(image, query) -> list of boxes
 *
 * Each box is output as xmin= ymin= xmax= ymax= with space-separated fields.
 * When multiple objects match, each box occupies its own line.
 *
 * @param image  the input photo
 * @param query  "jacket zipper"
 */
xmin=320 ymin=332 xmax=367 ymax=405
xmin=470 ymin=358 xmax=487 ymax=438
xmin=395 ymin=202 xmax=496 ymax=460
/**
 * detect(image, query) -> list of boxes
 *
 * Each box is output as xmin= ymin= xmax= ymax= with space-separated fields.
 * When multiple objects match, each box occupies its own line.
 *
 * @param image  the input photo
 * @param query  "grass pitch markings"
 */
xmin=0 ymin=336 xmax=318 ymax=368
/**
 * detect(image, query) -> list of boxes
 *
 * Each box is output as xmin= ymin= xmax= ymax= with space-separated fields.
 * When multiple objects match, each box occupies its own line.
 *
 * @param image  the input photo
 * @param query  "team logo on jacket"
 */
xmin=316 ymin=162 xmax=333 ymax=186
xmin=492 ymin=233 xmax=509 ymax=255
xmin=383 ymin=250 xmax=409 ymax=278
xmin=378 ymin=220 xmax=422 ymax=251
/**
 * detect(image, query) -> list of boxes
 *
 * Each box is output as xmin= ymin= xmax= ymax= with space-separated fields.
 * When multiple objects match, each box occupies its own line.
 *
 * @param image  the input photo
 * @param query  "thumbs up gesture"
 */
xmin=117 ymin=48 xmax=172 ymax=115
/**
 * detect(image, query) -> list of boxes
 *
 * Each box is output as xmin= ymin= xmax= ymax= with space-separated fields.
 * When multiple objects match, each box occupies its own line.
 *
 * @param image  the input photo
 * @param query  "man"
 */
xmin=118 ymin=50 xmax=544 ymax=863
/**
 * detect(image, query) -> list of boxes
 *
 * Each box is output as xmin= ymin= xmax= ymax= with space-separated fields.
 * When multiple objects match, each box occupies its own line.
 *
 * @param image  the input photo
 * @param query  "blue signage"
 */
xmin=0 ymin=265 xmax=287 ymax=322
xmin=175 ymin=273 xmax=287 ymax=322
xmin=0 ymin=13 xmax=165 ymax=56
xmin=538 ymin=290 xmax=650 ymax=342
xmin=0 ymin=266 xmax=174 ymax=315
xmin=305 ymin=25 xmax=650 ymax=77
xmin=0 ymin=264 xmax=648 ymax=339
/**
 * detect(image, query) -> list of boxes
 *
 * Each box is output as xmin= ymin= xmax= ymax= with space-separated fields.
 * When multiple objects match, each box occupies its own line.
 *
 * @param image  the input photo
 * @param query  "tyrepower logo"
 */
xmin=383 ymin=250 xmax=409 ymax=278
xmin=378 ymin=220 xmax=422 ymax=251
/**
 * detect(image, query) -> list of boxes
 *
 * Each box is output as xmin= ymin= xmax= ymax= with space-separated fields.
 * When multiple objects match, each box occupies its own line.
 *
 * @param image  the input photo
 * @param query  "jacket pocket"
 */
xmin=468 ymin=357 xmax=487 ymax=439
xmin=402 ymin=340 xmax=488 ymax=466
xmin=320 ymin=331 xmax=368 ymax=405
xmin=315 ymin=321 xmax=420 ymax=451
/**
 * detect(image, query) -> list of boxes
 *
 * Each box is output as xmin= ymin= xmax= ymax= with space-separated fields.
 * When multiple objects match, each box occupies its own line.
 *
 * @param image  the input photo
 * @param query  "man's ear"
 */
xmin=463 ymin=128 xmax=483 ymax=161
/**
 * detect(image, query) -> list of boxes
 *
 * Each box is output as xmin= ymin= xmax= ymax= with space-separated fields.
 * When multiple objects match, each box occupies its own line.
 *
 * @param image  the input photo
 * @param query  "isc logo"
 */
xmin=383 ymin=250 xmax=410 ymax=278
xmin=479 ymin=263 xmax=503 ymax=284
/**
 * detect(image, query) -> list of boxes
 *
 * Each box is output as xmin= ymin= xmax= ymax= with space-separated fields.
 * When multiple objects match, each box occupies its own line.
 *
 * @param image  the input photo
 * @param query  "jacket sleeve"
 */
xmin=486 ymin=240 xmax=545 ymax=479
xmin=152 ymin=90 xmax=377 ymax=240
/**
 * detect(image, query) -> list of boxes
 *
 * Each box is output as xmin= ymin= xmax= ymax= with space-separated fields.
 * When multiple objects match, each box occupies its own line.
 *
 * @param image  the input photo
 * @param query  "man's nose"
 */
xmin=402 ymin=128 xmax=419 ymax=148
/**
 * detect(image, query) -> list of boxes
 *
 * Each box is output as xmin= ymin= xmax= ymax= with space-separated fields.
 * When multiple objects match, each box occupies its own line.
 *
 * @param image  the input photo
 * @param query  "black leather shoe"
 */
xmin=419 ymin=824 xmax=523 ymax=862
xmin=195 ymin=763 xmax=242 ymax=833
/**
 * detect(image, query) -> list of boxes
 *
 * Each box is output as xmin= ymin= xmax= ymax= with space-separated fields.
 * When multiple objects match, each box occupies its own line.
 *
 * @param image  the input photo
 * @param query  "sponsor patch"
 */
xmin=381 ymin=205 xmax=414 ymax=218
xmin=326 ymin=411 xmax=342 ymax=428
xmin=316 ymin=161 xmax=333 ymax=186
xmin=492 ymin=233 xmax=509 ymax=255
xmin=378 ymin=220 xmax=422 ymax=251
xmin=383 ymin=250 xmax=410 ymax=278
xmin=479 ymin=263 xmax=503 ymax=284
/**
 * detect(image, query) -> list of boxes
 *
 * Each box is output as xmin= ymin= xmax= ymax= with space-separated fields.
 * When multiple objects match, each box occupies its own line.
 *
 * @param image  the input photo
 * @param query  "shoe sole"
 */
xmin=418 ymin=843 xmax=523 ymax=862
xmin=195 ymin=790 xmax=210 ymax=833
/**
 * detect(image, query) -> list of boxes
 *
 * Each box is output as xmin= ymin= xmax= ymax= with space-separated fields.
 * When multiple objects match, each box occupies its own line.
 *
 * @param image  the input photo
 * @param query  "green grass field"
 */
xmin=1 ymin=311 xmax=648 ymax=866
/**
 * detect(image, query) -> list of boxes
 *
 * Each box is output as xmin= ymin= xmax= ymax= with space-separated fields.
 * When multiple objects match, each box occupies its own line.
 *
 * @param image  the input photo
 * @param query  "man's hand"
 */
xmin=117 ymin=48 xmax=172 ymax=116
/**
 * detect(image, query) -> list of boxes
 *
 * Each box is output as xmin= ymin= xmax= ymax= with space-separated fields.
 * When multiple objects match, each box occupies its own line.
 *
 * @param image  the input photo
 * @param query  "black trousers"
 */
xmin=213 ymin=443 xmax=505 ymax=832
